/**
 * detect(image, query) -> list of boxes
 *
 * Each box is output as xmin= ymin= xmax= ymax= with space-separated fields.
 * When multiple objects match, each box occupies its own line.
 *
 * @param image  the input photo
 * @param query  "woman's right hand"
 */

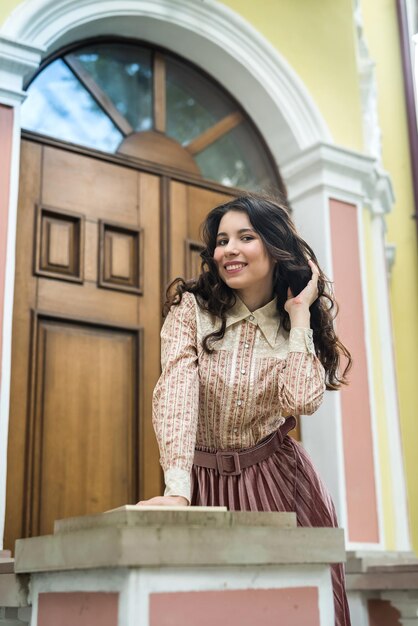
xmin=136 ymin=495 xmax=189 ymax=507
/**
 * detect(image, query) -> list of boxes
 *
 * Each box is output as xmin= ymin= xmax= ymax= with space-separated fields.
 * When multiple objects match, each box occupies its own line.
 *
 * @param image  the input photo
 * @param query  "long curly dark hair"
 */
xmin=165 ymin=193 xmax=352 ymax=390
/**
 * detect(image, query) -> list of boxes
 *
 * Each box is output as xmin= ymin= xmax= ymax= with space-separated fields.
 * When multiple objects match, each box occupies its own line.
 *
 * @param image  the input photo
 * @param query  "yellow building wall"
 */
xmin=361 ymin=0 xmax=418 ymax=552
xmin=1 ymin=0 xmax=416 ymax=550
xmin=0 ymin=0 xmax=20 ymax=26
xmin=221 ymin=0 xmax=364 ymax=151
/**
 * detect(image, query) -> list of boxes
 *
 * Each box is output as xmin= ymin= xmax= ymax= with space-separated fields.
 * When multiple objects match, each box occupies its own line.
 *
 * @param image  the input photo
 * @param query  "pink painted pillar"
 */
xmin=329 ymin=198 xmax=379 ymax=544
xmin=0 ymin=104 xmax=14 ymax=393
xmin=368 ymin=599 xmax=401 ymax=626
xmin=38 ymin=592 xmax=119 ymax=626
xmin=150 ymin=588 xmax=321 ymax=626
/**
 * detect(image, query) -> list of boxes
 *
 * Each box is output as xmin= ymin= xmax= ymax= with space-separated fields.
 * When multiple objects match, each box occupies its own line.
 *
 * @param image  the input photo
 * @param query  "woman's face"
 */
xmin=213 ymin=210 xmax=275 ymax=300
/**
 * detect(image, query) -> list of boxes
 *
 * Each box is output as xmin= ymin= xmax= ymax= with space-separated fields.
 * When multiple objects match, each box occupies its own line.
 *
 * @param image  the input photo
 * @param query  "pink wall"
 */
xmin=37 ymin=592 xmax=119 ymax=626
xmin=0 ymin=105 xmax=13 ymax=391
xmin=150 ymin=587 xmax=320 ymax=626
xmin=368 ymin=599 xmax=401 ymax=626
xmin=329 ymin=198 xmax=379 ymax=543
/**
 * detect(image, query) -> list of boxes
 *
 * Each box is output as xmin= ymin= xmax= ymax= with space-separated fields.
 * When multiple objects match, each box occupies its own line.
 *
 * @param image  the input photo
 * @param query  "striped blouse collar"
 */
xmin=225 ymin=296 xmax=280 ymax=347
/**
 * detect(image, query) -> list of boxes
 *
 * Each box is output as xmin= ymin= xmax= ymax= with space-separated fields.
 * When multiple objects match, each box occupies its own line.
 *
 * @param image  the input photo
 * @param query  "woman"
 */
xmin=138 ymin=194 xmax=352 ymax=625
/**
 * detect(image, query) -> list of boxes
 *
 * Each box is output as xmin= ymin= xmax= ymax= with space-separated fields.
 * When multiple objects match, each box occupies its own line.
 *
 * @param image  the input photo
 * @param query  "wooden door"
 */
xmin=4 ymin=140 xmax=162 ymax=550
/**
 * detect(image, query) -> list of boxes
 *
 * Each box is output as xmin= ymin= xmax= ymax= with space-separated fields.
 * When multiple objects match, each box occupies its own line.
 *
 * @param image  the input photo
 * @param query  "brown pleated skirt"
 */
xmin=191 ymin=428 xmax=351 ymax=626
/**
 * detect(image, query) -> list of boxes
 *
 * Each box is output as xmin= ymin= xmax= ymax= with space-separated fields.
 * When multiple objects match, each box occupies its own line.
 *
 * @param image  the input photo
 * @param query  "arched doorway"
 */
xmin=4 ymin=39 xmax=286 ymax=551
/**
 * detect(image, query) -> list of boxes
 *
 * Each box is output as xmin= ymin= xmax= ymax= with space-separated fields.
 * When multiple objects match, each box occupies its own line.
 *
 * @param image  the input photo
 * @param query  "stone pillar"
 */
xmin=5 ymin=507 xmax=346 ymax=626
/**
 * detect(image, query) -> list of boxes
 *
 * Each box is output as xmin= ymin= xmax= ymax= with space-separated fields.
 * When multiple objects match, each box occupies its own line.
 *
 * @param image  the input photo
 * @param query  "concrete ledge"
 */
xmin=15 ymin=509 xmax=345 ymax=573
xmin=346 ymin=551 xmax=418 ymax=591
xmin=346 ymin=570 xmax=418 ymax=591
xmin=54 ymin=506 xmax=297 ymax=533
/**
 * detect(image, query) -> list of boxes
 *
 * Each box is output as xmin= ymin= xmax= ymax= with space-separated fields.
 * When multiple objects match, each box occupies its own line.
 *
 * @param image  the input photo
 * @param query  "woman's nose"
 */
xmin=225 ymin=244 xmax=239 ymax=256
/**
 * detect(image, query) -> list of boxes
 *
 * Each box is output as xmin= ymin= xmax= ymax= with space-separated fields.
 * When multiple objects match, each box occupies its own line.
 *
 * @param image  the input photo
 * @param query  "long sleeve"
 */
xmin=152 ymin=292 xmax=199 ymax=502
xmin=278 ymin=327 xmax=326 ymax=416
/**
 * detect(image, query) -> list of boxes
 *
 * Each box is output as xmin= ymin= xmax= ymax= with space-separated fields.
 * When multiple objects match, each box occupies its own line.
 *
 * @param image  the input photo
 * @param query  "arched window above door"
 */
xmin=21 ymin=41 xmax=281 ymax=190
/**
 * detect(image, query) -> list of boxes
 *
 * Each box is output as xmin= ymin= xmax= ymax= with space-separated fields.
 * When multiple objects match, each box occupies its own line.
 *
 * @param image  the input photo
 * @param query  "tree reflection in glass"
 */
xmin=21 ymin=59 xmax=123 ymax=152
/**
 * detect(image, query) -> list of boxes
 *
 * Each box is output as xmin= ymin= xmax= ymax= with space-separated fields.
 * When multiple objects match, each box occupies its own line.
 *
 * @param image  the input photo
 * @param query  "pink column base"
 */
xmin=150 ymin=587 xmax=320 ymax=626
xmin=38 ymin=592 xmax=119 ymax=626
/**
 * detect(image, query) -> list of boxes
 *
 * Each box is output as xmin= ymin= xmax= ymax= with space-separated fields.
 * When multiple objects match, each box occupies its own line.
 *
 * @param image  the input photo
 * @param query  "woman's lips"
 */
xmin=224 ymin=263 xmax=247 ymax=274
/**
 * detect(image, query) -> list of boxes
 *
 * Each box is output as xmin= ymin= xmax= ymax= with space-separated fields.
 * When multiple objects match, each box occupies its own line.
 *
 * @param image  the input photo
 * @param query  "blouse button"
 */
xmin=237 ymin=400 xmax=242 ymax=406
xmin=245 ymin=343 xmax=250 ymax=349
xmin=249 ymin=315 xmax=255 ymax=321
xmin=241 ymin=369 xmax=246 ymax=374
xmin=233 ymin=428 xmax=238 ymax=434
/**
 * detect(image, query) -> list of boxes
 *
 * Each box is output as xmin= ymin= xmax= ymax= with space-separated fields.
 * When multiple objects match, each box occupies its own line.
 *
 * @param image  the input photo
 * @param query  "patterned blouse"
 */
xmin=152 ymin=291 xmax=326 ymax=502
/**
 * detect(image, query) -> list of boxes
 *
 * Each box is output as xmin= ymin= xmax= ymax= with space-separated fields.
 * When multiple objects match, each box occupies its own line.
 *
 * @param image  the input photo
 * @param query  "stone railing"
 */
xmin=346 ymin=551 xmax=418 ymax=625
xmin=0 ymin=506 xmax=345 ymax=625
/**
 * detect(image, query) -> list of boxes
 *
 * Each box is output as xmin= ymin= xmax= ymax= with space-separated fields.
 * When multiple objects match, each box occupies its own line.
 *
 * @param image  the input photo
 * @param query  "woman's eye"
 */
xmin=242 ymin=236 xmax=254 ymax=242
xmin=217 ymin=239 xmax=228 ymax=246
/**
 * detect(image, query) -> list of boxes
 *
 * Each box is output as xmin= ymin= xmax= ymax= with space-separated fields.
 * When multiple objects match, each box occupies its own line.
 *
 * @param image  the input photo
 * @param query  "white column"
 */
xmin=347 ymin=591 xmax=371 ymax=626
xmin=0 ymin=36 xmax=43 ymax=550
xmin=282 ymin=143 xmax=401 ymax=550
xmin=369 ymin=204 xmax=410 ymax=550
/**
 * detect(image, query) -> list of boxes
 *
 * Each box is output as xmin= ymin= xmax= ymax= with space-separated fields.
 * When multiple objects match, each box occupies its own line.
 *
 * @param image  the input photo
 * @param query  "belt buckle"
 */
xmin=216 ymin=451 xmax=241 ymax=476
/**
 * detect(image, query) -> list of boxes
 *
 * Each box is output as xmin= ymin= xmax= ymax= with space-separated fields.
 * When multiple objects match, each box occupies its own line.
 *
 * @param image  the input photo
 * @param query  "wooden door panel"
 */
xmin=137 ymin=173 xmax=162 ymax=499
xmin=37 ymin=279 xmax=139 ymax=326
xmin=35 ymin=205 xmax=84 ymax=283
xmin=28 ymin=316 xmax=140 ymax=537
xmin=42 ymin=147 xmax=139 ymax=224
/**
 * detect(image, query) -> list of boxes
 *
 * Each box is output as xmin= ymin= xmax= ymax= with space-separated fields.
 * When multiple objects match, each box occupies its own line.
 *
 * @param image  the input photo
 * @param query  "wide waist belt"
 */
xmin=193 ymin=416 xmax=296 ymax=476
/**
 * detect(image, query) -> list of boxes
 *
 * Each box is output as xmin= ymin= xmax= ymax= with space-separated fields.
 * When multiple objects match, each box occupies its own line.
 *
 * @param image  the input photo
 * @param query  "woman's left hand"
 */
xmin=284 ymin=260 xmax=319 ymax=326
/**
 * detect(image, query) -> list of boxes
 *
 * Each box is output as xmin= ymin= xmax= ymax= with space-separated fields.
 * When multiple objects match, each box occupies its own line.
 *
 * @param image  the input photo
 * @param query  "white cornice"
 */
xmin=0 ymin=35 xmax=43 ymax=105
xmin=282 ymin=143 xmax=395 ymax=217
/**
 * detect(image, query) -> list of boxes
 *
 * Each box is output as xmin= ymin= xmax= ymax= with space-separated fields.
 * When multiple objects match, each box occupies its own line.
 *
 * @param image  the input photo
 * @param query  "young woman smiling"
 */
xmin=138 ymin=194 xmax=352 ymax=626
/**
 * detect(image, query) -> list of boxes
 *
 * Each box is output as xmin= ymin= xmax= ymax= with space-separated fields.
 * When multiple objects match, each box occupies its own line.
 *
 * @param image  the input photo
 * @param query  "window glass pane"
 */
xmin=195 ymin=122 xmax=277 ymax=190
xmin=166 ymin=57 xmax=234 ymax=145
xmin=70 ymin=44 xmax=152 ymax=132
xmin=22 ymin=59 xmax=123 ymax=152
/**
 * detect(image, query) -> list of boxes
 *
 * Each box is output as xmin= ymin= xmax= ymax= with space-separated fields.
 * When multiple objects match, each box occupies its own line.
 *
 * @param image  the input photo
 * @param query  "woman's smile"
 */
xmin=224 ymin=261 xmax=248 ymax=274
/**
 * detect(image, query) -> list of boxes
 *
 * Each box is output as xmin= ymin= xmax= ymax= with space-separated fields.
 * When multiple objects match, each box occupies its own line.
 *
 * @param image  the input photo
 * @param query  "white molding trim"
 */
xmin=0 ymin=0 xmax=331 ymax=162
xmin=0 ymin=35 xmax=43 ymax=105
xmin=370 ymin=214 xmax=411 ymax=550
